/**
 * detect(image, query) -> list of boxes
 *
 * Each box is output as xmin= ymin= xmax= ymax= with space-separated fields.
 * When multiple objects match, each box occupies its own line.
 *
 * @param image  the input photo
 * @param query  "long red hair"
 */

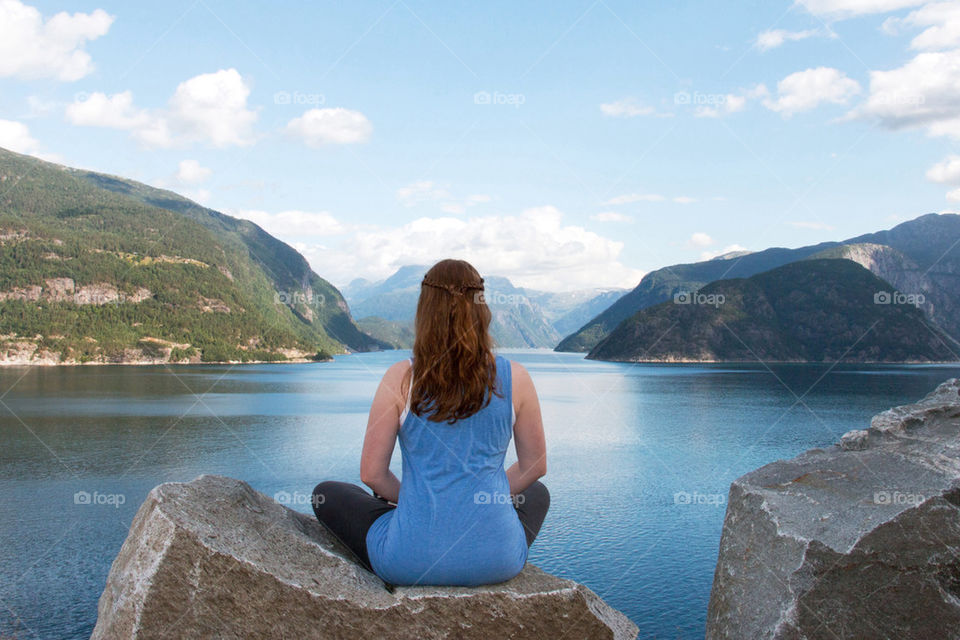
xmin=406 ymin=259 xmax=498 ymax=424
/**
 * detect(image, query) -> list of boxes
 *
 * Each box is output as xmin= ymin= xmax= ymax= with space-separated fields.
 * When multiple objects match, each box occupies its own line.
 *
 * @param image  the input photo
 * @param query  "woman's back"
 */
xmin=365 ymin=354 xmax=528 ymax=586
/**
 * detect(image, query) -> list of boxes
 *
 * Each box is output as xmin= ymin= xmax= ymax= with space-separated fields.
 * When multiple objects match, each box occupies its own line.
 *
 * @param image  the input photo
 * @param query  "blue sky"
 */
xmin=1 ymin=0 xmax=958 ymax=290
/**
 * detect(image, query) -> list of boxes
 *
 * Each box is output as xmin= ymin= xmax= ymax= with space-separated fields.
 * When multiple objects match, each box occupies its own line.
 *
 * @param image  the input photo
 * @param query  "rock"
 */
xmin=838 ymin=428 xmax=869 ymax=450
xmin=706 ymin=378 xmax=960 ymax=639
xmin=92 ymin=475 xmax=638 ymax=640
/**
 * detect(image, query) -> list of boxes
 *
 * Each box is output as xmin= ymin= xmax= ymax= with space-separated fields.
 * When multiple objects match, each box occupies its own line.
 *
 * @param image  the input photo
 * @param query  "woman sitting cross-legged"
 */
xmin=311 ymin=258 xmax=549 ymax=587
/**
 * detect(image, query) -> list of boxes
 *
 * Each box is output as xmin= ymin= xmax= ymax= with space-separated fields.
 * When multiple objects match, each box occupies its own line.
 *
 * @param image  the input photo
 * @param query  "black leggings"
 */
xmin=311 ymin=480 xmax=550 ymax=575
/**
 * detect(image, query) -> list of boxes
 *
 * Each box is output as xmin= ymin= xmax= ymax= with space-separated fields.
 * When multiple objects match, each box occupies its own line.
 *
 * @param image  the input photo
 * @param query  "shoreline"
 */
xmin=586 ymin=356 xmax=960 ymax=365
xmin=4 ymin=353 xmax=958 ymax=367
xmin=0 ymin=356 xmax=336 ymax=367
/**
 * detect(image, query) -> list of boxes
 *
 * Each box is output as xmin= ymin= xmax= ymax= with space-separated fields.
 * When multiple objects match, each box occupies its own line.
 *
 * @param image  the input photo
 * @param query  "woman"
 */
xmin=312 ymin=258 xmax=549 ymax=587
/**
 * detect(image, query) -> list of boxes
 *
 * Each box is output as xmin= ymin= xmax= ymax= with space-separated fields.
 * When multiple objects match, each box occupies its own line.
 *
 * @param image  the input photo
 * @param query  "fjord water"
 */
xmin=2 ymin=352 xmax=959 ymax=639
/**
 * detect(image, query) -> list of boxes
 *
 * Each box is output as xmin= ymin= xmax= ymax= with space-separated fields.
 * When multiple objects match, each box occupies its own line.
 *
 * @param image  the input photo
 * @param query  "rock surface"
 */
xmin=92 ymin=475 xmax=638 ymax=640
xmin=707 ymin=378 xmax=960 ymax=639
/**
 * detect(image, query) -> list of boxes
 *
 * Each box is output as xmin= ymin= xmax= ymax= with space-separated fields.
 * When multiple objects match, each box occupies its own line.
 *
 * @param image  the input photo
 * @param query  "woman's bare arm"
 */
xmin=359 ymin=360 xmax=408 ymax=502
xmin=506 ymin=361 xmax=547 ymax=496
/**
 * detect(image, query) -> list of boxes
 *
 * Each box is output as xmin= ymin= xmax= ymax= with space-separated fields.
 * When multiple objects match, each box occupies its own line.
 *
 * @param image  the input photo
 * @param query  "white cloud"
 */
xmin=591 ymin=212 xmax=633 ymax=223
xmin=440 ymin=202 xmax=465 ymax=214
xmin=689 ymin=232 xmax=714 ymax=247
xmin=465 ymin=194 xmax=492 ymax=205
xmin=150 ymin=159 xmax=214 ymax=205
xmin=602 ymin=192 xmax=698 ymax=204
xmin=692 ymin=85 xmax=768 ymax=118
xmin=600 ymin=97 xmax=655 ymax=118
xmin=788 ymin=220 xmax=836 ymax=230
xmin=395 ymin=180 xmax=491 ymax=214
xmin=884 ymin=2 xmax=960 ymax=50
xmin=603 ymin=193 xmax=665 ymax=204
xmin=296 ymin=206 xmax=644 ymax=291
xmin=701 ymin=244 xmax=749 ymax=261
xmin=0 ymin=0 xmax=113 ymax=81
xmin=864 ymin=4 xmax=960 ymax=145
xmin=168 ymin=69 xmax=258 ymax=147
xmin=763 ymin=67 xmax=861 ymax=115
xmin=397 ymin=180 xmax=451 ymax=207
xmin=695 ymin=93 xmax=747 ymax=118
xmin=284 ymin=107 xmax=372 ymax=146
xmin=66 ymin=69 xmax=258 ymax=148
xmin=796 ymin=0 xmax=925 ymax=18
xmin=229 ymin=209 xmax=347 ymax=237
xmin=852 ymin=49 xmax=960 ymax=139
xmin=927 ymin=155 xmax=960 ymax=183
xmin=755 ymin=28 xmax=825 ymax=51
xmin=0 ymin=119 xmax=60 ymax=161
xmin=176 ymin=159 xmax=212 ymax=185
xmin=927 ymin=155 xmax=960 ymax=200
xmin=67 ymin=91 xmax=150 ymax=129
xmin=725 ymin=94 xmax=748 ymax=112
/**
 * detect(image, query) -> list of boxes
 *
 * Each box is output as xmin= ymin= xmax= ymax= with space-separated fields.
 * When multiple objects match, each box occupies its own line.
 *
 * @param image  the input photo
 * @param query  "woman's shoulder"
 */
xmin=507 ymin=358 xmax=529 ymax=379
xmin=382 ymin=358 xmax=412 ymax=388
xmin=388 ymin=357 xmax=413 ymax=371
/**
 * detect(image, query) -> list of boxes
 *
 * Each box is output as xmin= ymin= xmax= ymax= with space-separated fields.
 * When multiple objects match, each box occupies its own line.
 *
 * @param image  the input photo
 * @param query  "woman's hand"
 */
xmin=359 ymin=360 xmax=408 ymax=503
xmin=506 ymin=361 xmax=547 ymax=496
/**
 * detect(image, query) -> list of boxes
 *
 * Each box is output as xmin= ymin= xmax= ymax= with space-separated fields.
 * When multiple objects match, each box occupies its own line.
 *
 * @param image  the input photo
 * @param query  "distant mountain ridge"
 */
xmin=344 ymin=266 xmax=625 ymax=349
xmin=0 ymin=146 xmax=382 ymax=364
xmin=558 ymin=213 xmax=960 ymax=353
xmin=588 ymin=259 xmax=958 ymax=363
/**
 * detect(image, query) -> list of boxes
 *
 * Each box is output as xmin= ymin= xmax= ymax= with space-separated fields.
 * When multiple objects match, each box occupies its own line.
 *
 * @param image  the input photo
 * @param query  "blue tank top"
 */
xmin=365 ymin=355 xmax=528 ymax=586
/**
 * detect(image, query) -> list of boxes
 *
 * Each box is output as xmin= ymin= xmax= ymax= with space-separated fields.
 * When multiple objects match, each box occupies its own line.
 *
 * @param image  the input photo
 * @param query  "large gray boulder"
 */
xmin=91 ymin=475 xmax=638 ymax=640
xmin=707 ymin=378 xmax=960 ymax=639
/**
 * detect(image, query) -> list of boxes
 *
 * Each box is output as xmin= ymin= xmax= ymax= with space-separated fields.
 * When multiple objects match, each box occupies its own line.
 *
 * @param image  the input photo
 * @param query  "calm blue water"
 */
xmin=2 ymin=351 xmax=959 ymax=639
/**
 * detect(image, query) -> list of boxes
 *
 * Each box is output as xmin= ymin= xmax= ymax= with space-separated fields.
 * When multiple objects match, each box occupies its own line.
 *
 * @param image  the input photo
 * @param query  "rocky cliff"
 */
xmin=91 ymin=475 xmax=638 ymax=640
xmin=707 ymin=378 xmax=960 ymax=639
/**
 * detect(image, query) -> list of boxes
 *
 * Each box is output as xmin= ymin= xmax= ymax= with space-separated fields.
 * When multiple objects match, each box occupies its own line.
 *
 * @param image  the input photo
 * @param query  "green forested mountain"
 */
xmin=588 ymin=259 xmax=958 ymax=363
xmin=0 ymin=147 xmax=382 ymax=364
xmin=355 ymin=316 xmax=415 ymax=350
xmin=558 ymin=213 xmax=960 ymax=353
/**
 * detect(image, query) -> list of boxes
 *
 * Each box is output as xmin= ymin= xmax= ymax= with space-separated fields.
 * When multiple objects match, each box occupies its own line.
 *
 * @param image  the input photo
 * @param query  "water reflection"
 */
xmin=1 ymin=353 xmax=958 ymax=639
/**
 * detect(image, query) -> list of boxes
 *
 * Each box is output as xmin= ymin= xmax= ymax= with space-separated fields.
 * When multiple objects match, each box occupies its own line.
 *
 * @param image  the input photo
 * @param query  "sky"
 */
xmin=1 ymin=0 xmax=958 ymax=292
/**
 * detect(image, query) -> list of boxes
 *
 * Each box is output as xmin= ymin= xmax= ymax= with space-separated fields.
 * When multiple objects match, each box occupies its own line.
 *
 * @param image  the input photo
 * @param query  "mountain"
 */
xmin=558 ymin=213 xmax=960 ymax=352
xmin=343 ymin=266 xmax=623 ymax=349
xmin=844 ymin=214 xmax=960 ymax=339
xmin=356 ymin=316 xmax=414 ymax=350
xmin=484 ymin=276 xmax=561 ymax=348
xmin=556 ymin=243 xmax=840 ymax=352
xmin=588 ymin=259 xmax=958 ymax=363
xmin=0 ymin=147 xmax=382 ymax=364
xmin=344 ymin=266 xmax=560 ymax=348
xmin=524 ymin=288 xmax=627 ymax=336
xmin=344 ymin=265 xmax=429 ymax=324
